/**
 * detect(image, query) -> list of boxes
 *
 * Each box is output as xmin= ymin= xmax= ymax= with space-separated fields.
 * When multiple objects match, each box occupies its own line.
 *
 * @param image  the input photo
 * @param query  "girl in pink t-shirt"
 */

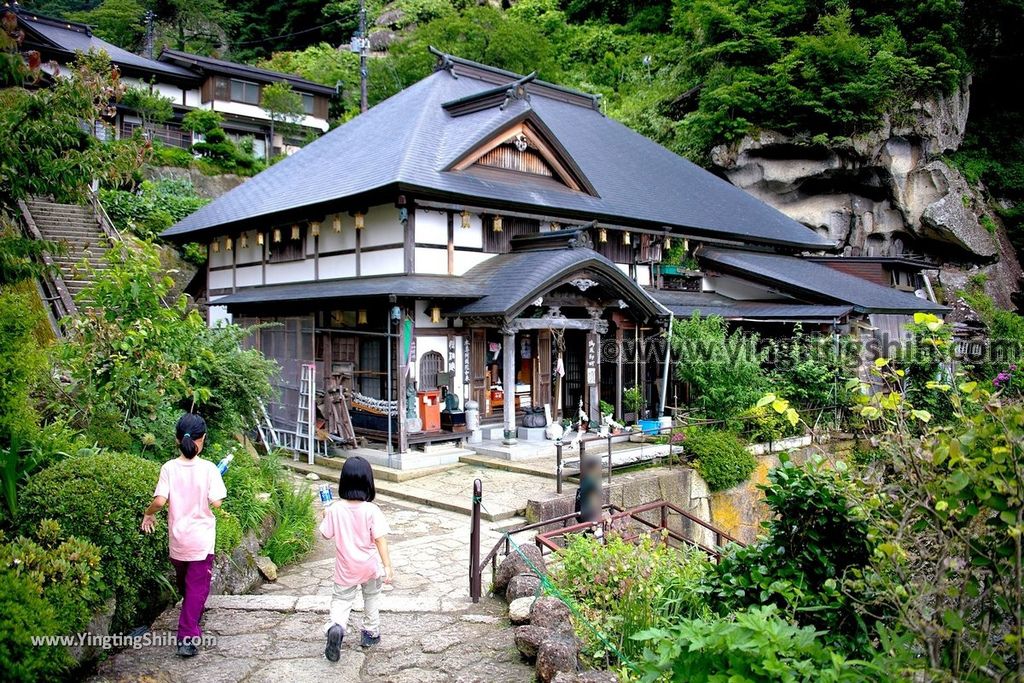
xmin=319 ymin=456 xmax=393 ymax=663
xmin=141 ymin=414 xmax=226 ymax=658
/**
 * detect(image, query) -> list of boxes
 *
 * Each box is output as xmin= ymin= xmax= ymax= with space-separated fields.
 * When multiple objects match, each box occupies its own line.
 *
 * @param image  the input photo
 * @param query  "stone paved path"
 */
xmin=90 ymin=476 xmax=534 ymax=683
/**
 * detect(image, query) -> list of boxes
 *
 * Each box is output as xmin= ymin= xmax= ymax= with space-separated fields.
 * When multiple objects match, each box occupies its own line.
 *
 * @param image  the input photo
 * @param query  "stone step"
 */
xmin=282 ymin=460 xmax=520 ymax=522
xmin=35 ymin=226 xmax=103 ymax=236
xmin=458 ymin=454 xmax=557 ymax=480
xmin=310 ymin=453 xmax=460 ymax=483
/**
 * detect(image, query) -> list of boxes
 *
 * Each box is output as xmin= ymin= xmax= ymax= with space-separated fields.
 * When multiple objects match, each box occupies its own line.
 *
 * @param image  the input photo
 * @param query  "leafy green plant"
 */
xmin=263 ymin=484 xmax=315 ymax=567
xmin=99 ymin=179 xmax=209 ymax=239
xmin=0 ymin=519 xmax=107 ymax=633
xmin=18 ymin=450 xmax=168 ymax=630
xmin=599 ymin=399 xmax=614 ymax=417
xmin=684 ymin=427 xmax=755 ymax=492
xmin=550 ymin=531 xmax=710 ymax=666
xmin=671 ymin=313 xmax=769 ymax=421
xmin=622 ymin=386 xmax=644 ymax=415
xmin=633 ymin=605 xmax=871 ymax=683
xmin=214 ymin=507 xmax=243 ymax=555
xmin=707 ymin=456 xmax=879 ymax=654
xmin=0 ymin=568 xmax=70 ymax=681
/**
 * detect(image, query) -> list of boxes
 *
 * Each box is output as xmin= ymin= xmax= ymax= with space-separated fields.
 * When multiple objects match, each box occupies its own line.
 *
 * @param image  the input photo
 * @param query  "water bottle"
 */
xmin=319 ymin=484 xmax=334 ymax=505
xmin=216 ymin=454 xmax=234 ymax=475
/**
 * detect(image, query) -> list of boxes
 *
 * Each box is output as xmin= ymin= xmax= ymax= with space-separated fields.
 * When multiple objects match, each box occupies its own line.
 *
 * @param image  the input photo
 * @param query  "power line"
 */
xmin=227 ymin=16 xmax=349 ymax=48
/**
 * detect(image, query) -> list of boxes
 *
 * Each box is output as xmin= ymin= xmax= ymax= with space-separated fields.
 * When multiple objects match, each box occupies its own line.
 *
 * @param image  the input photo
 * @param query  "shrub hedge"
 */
xmin=685 ymin=428 xmax=756 ymax=492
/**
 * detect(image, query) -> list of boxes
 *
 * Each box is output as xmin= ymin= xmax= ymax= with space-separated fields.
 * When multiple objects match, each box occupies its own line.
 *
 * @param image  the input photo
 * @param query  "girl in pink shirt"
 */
xmin=319 ymin=456 xmax=393 ymax=663
xmin=141 ymin=414 xmax=226 ymax=658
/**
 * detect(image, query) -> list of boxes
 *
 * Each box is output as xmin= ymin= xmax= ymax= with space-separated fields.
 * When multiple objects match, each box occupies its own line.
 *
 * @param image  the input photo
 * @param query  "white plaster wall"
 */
xmin=208 ymin=297 xmax=231 ymax=326
xmin=122 ymin=77 xmax=185 ymax=106
xmin=452 ymin=214 xmax=483 ymax=248
xmin=635 ymin=267 xmax=651 ymax=287
xmin=412 ymin=332 xmax=466 ymax=397
xmin=184 ymin=89 xmax=205 ymax=108
xmin=318 ymin=213 xmax=357 ymax=252
xmin=235 ymin=231 xmax=262 ymax=265
xmin=452 ymin=250 xmax=494 ymax=276
xmin=236 ymin=265 xmax=262 ymax=288
xmin=265 ymin=259 xmax=315 ymax=284
xmin=208 ymin=99 xmax=329 ymax=132
xmin=415 ymin=247 xmax=448 ymax=275
xmin=361 ymin=205 xmax=405 ymax=248
xmin=318 ymin=253 xmax=358 ymax=279
xmin=209 ymin=240 xmax=231 ymax=268
xmin=360 ymin=248 xmax=404 ymax=276
xmin=415 ymin=209 xmax=448 ymax=246
xmin=209 ymin=268 xmax=233 ymax=291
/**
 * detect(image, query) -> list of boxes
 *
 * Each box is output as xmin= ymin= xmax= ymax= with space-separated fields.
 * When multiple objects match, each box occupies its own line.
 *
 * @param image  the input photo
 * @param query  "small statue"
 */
xmin=406 ymin=380 xmax=418 ymax=419
xmin=444 ymin=392 xmax=460 ymax=412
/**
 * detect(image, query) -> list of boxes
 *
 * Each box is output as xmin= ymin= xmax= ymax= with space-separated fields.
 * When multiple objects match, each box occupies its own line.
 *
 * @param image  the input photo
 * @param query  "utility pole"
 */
xmin=144 ymin=10 xmax=155 ymax=59
xmin=359 ymin=0 xmax=368 ymax=113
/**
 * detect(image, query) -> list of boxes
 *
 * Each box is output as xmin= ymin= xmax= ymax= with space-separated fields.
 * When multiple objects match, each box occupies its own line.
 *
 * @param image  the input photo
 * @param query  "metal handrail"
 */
xmin=88 ymin=187 xmax=122 ymax=243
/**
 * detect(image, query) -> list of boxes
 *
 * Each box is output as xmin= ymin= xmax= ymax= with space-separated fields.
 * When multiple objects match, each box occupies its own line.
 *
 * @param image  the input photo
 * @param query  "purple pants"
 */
xmin=170 ymin=554 xmax=214 ymax=642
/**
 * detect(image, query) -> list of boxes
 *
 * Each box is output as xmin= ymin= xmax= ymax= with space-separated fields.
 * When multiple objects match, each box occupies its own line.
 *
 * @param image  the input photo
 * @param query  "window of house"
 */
xmin=419 ymin=351 xmax=445 ymax=389
xmin=302 ymin=93 xmax=315 ymax=115
xmin=230 ymin=79 xmax=260 ymax=105
xmin=358 ymin=339 xmax=383 ymax=398
xmin=267 ymin=225 xmax=306 ymax=263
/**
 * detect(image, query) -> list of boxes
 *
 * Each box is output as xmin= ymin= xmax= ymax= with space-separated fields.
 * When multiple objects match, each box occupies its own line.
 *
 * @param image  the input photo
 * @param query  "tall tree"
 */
xmin=68 ymin=0 xmax=146 ymax=51
xmin=261 ymin=81 xmax=305 ymax=155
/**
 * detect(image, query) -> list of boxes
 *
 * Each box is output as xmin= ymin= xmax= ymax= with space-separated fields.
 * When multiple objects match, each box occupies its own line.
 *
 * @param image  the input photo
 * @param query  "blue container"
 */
xmin=638 ymin=419 xmax=660 ymax=435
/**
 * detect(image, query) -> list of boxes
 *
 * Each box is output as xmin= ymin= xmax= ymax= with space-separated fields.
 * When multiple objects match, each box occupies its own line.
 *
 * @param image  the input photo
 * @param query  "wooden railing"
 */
xmin=17 ymin=200 xmax=76 ymax=333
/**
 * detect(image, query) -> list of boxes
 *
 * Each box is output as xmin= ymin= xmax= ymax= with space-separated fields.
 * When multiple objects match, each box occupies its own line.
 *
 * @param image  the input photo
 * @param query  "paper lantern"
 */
xmin=622 ymin=231 xmax=631 ymax=245
xmin=598 ymin=227 xmax=607 ymax=243
xmin=354 ymin=212 xmax=365 ymax=230
xmin=332 ymin=215 xmax=342 ymax=233
xmin=357 ymin=309 xmax=368 ymax=325
xmin=310 ymin=221 xmax=320 ymax=237
xmin=272 ymin=228 xmax=282 ymax=243
xmin=430 ymin=306 xmax=442 ymax=323
xmin=492 ymin=214 xmax=503 ymax=232
xmin=460 ymin=210 xmax=470 ymax=230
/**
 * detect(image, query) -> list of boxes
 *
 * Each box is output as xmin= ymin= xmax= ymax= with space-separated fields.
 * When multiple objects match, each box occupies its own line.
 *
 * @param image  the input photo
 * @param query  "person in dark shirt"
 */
xmin=574 ymin=456 xmax=604 ymax=525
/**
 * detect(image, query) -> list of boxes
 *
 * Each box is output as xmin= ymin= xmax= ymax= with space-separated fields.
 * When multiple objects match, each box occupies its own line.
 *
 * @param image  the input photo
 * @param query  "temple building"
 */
xmin=161 ymin=51 xmax=944 ymax=466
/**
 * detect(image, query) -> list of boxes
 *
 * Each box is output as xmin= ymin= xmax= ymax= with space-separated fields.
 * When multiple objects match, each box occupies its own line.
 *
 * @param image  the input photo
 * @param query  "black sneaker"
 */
xmin=176 ymin=643 xmax=198 ymax=657
xmin=360 ymin=630 xmax=381 ymax=648
xmin=325 ymin=624 xmax=344 ymax=662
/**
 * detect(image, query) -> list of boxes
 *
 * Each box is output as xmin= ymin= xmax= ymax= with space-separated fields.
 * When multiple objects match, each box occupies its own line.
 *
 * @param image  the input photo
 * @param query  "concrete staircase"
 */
xmin=23 ymin=197 xmax=114 ymax=302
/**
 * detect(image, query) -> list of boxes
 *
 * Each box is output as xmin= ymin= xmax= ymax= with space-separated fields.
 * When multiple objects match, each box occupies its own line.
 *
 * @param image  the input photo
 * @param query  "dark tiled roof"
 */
xmin=452 ymin=242 xmax=668 ymax=319
xmin=646 ymin=289 xmax=852 ymax=321
xmin=159 ymin=49 xmax=335 ymax=95
xmin=213 ymin=274 xmax=475 ymax=307
xmin=15 ymin=10 xmax=197 ymax=80
xmin=162 ymin=52 xmax=834 ymax=250
xmin=698 ymin=248 xmax=948 ymax=314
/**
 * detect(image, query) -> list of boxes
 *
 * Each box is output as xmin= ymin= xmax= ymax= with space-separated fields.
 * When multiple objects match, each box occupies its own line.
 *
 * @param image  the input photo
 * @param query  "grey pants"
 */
xmin=328 ymin=578 xmax=382 ymax=635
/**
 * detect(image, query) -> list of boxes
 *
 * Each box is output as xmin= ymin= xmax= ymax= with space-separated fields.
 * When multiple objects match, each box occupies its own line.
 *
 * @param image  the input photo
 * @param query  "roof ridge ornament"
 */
xmin=429 ymin=45 xmax=457 ymax=77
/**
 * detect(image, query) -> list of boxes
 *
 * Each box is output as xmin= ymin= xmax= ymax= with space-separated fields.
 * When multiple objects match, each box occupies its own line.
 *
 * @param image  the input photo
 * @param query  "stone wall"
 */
xmin=143 ymin=165 xmax=247 ymax=200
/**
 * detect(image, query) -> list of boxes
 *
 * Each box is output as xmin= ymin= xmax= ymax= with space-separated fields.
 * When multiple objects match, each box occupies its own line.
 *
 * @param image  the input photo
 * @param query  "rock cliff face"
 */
xmin=710 ymin=77 xmax=1023 ymax=310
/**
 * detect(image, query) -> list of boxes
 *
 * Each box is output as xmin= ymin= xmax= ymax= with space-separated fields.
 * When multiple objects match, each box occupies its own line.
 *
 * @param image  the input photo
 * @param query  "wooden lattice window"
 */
xmin=419 ymin=351 xmax=445 ymax=389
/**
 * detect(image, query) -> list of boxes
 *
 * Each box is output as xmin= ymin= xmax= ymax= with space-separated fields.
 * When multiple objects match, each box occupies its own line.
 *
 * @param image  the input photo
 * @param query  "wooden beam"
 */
xmin=506 ymin=317 xmax=609 ymax=333
xmin=502 ymin=329 xmax=516 ymax=444
xmin=446 ymin=211 xmax=454 ymax=275
xmin=404 ymin=202 xmax=416 ymax=274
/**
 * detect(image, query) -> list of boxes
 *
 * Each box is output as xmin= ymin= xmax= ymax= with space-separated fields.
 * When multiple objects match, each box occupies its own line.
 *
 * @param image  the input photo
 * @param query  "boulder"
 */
xmin=305 ymin=472 xmax=320 ymax=481
xmin=530 ymin=597 xmax=573 ymax=633
xmin=508 ymin=597 xmax=534 ymax=624
xmin=514 ymin=624 xmax=553 ymax=659
xmin=536 ymin=635 xmax=580 ymax=683
xmin=254 ymin=555 xmax=278 ymax=582
xmin=494 ymin=544 xmax=545 ymax=594
xmin=553 ymin=672 xmax=619 ymax=683
xmin=506 ymin=572 xmax=542 ymax=602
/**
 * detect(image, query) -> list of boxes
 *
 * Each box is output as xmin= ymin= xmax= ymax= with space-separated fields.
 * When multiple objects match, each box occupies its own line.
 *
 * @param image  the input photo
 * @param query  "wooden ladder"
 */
xmin=324 ymin=376 xmax=357 ymax=448
xmin=294 ymin=363 xmax=317 ymax=464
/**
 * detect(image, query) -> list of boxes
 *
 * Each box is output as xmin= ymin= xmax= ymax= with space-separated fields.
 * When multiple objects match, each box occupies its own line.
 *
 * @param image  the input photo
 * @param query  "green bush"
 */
xmin=550 ymin=532 xmax=710 ymax=666
xmin=685 ymin=428 xmax=755 ymax=492
xmin=99 ymin=179 xmax=208 ymax=239
xmin=263 ymin=484 xmax=315 ymax=567
xmin=212 ymin=441 xmax=275 ymax=533
xmin=0 ymin=569 xmax=70 ymax=681
xmin=0 ymin=519 xmax=107 ymax=633
xmin=707 ymin=456 xmax=879 ymax=654
xmin=19 ymin=450 xmax=168 ymax=630
xmin=736 ymin=404 xmax=802 ymax=444
xmin=633 ymin=605 xmax=869 ymax=682
xmin=149 ymin=140 xmax=195 ymax=168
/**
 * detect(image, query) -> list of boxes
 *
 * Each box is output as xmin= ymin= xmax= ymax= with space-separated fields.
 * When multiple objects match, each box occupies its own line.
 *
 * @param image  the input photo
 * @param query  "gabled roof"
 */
xmin=698 ymin=248 xmax=948 ymax=314
xmin=12 ymin=7 xmax=197 ymax=81
xmin=159 ymin=48 xmax=335 ymax=96
xmin=162 ymin=51 xmax=835 ymax=250
xmin=451 ymin=230 xmax=668 ymax=320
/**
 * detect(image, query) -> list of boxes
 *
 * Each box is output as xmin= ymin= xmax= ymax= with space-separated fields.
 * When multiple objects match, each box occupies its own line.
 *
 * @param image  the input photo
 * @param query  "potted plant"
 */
xmin=622 ymin=387 xmax=644 ymax=424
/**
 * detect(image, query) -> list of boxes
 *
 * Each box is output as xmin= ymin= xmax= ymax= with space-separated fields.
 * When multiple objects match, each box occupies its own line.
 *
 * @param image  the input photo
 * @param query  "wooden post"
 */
xmin=396 ymin=307 xmax=409 ymax=455
xmin=502 ymin=329 xmax=517 ymax=445
xmin=614 ymin=326 xmax=623 ymax=421
xmin=470 ymin=478 xmax=482 ymax=602
xmin=586 ymin=330 xmax=600 ymax=424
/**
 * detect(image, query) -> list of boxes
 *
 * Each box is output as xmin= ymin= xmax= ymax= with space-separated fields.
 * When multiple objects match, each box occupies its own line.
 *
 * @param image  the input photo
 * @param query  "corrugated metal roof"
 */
xmin=159 ymin=49 xmax=335 ymax=95
xmin=213 ymin=274 xmax=475 ymax=306
xmin=698 ymin=248 xmax=948 ymax=314
xmin=162 ymin=53 xmax=834 ymax=250
xmin=18 ymin=12 xmax=197 ymax=80
xmin=645 ymin=290 xmax=851 ymax=320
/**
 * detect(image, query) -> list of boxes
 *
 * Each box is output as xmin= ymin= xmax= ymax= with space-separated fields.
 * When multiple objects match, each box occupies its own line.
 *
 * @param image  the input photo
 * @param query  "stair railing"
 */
xmin=88 ymin=188 xmax=122 ymax=243
xmin=17 ymin=200 xmax=77 ymax=330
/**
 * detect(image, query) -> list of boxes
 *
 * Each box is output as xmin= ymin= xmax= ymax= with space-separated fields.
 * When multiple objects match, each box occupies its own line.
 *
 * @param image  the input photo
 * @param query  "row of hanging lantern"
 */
xmin=210 ymin=211 xmax=367 ymax=252
xmin=470 ymin=209 xmax=676 ymax=249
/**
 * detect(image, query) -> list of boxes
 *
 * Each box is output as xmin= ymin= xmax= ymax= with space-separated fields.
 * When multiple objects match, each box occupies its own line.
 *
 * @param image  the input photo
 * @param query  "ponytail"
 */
xmin=176 ymin=413 xmax=207 ymax=459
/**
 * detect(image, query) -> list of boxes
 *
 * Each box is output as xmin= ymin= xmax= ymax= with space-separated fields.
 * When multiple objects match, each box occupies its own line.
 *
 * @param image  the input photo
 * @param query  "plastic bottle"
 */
xmin=216 ymin=454 xmax=234 ymax=475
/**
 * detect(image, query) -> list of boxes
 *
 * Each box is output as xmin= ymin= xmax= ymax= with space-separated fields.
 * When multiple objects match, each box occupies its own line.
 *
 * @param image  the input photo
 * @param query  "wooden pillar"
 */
xmin=396 ymin=307 xmax=409 ymax=455
xmin=403 ymin=201 xmax=415 ymax=274
xmin=446 ymin=211 xmax=455 ymax=275
xmin=586 ymin=329 xmax=600 ymax=424
xmin=502 ymin=329 xmax=517 ymax=445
